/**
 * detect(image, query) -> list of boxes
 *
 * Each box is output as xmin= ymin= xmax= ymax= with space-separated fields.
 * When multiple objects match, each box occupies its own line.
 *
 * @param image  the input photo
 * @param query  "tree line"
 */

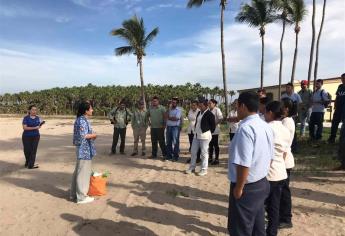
xmin=0 ymin=83 xmax=236 ymax=116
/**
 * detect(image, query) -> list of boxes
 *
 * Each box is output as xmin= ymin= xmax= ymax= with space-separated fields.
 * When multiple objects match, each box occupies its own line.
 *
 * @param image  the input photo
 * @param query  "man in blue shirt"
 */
xmin=166 ymin=97 xmax=182 ymax=161
xmin=228 ymin=91 xmax=274 ymax=236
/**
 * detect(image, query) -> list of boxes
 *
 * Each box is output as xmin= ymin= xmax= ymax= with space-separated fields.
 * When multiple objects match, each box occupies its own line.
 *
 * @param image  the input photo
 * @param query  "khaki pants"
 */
xmin=71 ymin=158 xmax=92 ymax=202
xmin=133 ymin=127 xmax=147 ymax=153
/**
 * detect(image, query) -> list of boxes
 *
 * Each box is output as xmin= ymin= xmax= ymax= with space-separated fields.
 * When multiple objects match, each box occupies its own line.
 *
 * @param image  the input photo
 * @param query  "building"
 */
xmin=237 ymin=77 xmax=342 ymax=121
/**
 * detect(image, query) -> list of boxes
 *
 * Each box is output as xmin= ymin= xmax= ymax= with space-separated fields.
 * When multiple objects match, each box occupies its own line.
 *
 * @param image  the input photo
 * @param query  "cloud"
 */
xmin=0 ymin=4 xmax=71 ymax=23
xmin=0 ymin=0 xmax=344 ymax=94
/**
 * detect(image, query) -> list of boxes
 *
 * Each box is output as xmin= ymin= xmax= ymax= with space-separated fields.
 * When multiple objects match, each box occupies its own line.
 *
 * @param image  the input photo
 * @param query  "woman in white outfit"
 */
xmin=208 ymin=99 xmax=223 ymax=165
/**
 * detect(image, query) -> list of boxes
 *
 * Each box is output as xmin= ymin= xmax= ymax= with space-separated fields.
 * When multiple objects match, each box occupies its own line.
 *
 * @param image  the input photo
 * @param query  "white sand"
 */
xmin=0 ymin=117 xmax=344 ymax=236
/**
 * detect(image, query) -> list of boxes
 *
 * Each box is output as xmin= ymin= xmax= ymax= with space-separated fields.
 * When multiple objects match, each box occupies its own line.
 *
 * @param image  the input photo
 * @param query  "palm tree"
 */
xmin=313 ymin=0 xmax=327 ymax=89
xmin=110 ymin=15 xmax=159 ymax=109
xmin=236 ymin=0 xmax=275 ymax=89
xmin=272 ymin=0 xmax=293 ymax=99
xmin=307 ymin=0 xmax=316 ymax=88
xmin=187 ymin=0 xmax=229 ymax=117
xmin=290 ymin=0 xmax=307 ymax=83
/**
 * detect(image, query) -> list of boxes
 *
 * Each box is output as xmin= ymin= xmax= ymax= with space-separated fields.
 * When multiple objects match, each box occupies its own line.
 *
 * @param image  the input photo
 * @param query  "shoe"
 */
xmin=185 ymin=168 xmax=195 ymax=174
xmin=208 ymin=158 xmax=213 ymax=164
xmin=197 ymin=169 xmax=207 ymax=176
xmin=172 ymin=158 xmax=178 ymax=162
xmin=186 ymin=158 xmax=191 ymax=163
xmin=141 ymin=152 xmax=145 ymax=156
xmin=28 ymin=165 xmax=39 ymax=169
xmin=279 ymin=222 xmax=293 ymax=229
xmin=120 ymin=152 xmax=125 ymax=155
xmin=109 ymin=151 xmax=116 ymax=156
xmin=69 ymin=196 xmax=76 ymax=201
xmin=328 ymin=138 xmax=335 ymax=144
xmin=131 ymin=153 xmax=137 ymax=156
xmin=77 ymin=196 xmax=94 ymax=204
xmin=333 ymin=166 xmax=345 ymax=171
xmin=211 ymin=159 xmax=219 ymax=165
xmin=196 ymin=159 xmax=201 ymax=163
xmin=148 ymin=155 xmax=157 ymax=159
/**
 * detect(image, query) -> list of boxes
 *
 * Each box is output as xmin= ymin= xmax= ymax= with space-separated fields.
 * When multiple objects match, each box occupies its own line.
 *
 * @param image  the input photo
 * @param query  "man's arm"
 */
xmin=233 ymin=165 xmax=249 ymax=199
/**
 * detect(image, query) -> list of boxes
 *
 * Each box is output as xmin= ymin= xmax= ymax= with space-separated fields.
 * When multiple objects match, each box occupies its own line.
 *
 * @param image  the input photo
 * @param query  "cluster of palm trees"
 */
xmin=111 ymin=0 xmax=327 ymax=114
xmin=0 ymin=83 xmax=235 ymax=116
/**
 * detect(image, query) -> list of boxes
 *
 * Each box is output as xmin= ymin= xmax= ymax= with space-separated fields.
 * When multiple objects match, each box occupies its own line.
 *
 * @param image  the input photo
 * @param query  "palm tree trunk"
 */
xmin=307 ymin=0 xmax=316 ymax=89
xmin=138 ymin=59 xmax=146 ymax=109
xmin=278 ymin=19 xmax=286 ymax=100
xmin=220 ymin=4 xmax=228 ymax=117
xmin=313 ymin=0 xmax=327 ymax=88
xmin=260 ymin=32 xmax=265 ymax=89
xmin=291 ymin=24 xmax=299 ymax=83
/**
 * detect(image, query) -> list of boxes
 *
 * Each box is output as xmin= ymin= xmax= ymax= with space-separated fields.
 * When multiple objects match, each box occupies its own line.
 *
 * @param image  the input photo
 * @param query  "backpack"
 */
xmin=320 ymin=89 xmax=332 ymax=108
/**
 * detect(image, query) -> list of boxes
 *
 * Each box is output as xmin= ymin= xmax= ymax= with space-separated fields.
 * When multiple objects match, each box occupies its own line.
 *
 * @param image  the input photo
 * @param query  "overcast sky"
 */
xmin=0 ymin=0 xmax=344 ymax=94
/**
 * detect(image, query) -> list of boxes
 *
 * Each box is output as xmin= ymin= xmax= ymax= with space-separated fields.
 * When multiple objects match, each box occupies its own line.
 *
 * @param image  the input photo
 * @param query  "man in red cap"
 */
xmin=297 ymin=80 xmax=313 ymax=136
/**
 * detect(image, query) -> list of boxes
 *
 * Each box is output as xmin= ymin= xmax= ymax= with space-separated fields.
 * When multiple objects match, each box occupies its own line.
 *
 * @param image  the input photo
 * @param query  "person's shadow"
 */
xmin=61 ymin=213 xmax=158 ymax=236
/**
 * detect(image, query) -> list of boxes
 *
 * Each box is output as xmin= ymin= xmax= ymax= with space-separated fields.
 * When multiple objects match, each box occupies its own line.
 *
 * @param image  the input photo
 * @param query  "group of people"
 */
xmin=20 ymin=75 xmax=344 ymax=234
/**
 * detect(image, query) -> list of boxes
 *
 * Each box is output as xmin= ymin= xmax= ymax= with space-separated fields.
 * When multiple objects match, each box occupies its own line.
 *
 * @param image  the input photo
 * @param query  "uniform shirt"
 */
xmin=194 ymin=109 xmax=212 ymax=140
xmin=131 ymin=109 xmax=148 ymax=129
xmin=281 ymin=92 xmax=302 ymax=103
xmin=210 ymin=107 xmax=223 ymax=135
xmin=166 ymin=107 xmax=182 ymax=127
xmin=312 ymin=89 xmax=330 ymax=113
xmin=298 ymin=88 xmax=313 ymax=111
xmin=187 ymin=108 xmax=200 ymax=134
xmin=227 ymin=110 xmax=239 ymax=134
xmin=108 ymin=107 xmax=131 ymax=129
xmin=22 ymin=115 xmax=41 ymax=137
xmin=282 ymin=117 xmax=295 ymax=169
xmin=148 ymin=105 xmax=166 ymax=128
xmin=73 ymin=115 xmax=96 ymax=160
xmin=267 ymin=121 xmax=290 ymax=181
xmin=228 ymin=114 xmax=274 ymax=183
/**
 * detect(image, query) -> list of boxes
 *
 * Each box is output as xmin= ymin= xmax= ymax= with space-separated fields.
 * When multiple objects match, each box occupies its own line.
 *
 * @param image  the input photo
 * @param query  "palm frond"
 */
xmin=144 ymin=27 xmax=159 ymax=47
xmin=115 ymin=46 xmax=134 ymax=56
xmin=187 ymin=0 xmax=205 ymax=8
xmin=290 ymin=0 xmax=307 ymax=23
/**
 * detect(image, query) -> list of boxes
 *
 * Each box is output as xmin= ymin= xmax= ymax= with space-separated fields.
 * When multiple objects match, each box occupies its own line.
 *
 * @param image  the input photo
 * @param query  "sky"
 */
xmin=0 ymin=0 xmax=344 ymax=94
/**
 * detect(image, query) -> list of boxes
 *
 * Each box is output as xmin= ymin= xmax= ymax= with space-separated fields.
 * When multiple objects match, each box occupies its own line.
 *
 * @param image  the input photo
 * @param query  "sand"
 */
xmin=0 ymin=117 xmax=344 ymax=236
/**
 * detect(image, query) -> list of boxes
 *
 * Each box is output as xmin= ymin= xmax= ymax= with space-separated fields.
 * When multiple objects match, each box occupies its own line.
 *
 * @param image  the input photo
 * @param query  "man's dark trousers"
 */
xmin=339 ymin=123 xmax=345 ymax=168
xmin=279 ymin=169 xmax=292 ymax=225
xmin=112 ymin=127 xmax=126 ymax=153
xmin=330 ymin=109 xmax=343 ymax=140
xmin=266 ymin=180 xmax=285 ymax=236
xmin=151 ymin=128 xmax=167 ymax=157
xmin=228 ymin=178 xmax=270 ymax=236
xmin=309 ymin=112 xmax=324 ymax=140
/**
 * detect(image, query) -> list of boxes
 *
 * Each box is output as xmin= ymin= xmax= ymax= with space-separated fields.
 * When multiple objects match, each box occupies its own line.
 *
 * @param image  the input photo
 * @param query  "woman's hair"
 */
xmin=27 ymin=104 xmax=36 ymax=115
xmin=281 ymin=97 xmax=297 ymax=117
xmin=265 ymin=101 xmax=283 ymax=120
xmin=77 ymin=101 xmax=91 ymax=118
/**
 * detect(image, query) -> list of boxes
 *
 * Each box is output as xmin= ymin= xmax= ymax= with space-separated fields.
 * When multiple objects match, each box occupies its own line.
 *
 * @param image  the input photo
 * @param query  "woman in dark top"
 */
xmin=22 ymin=105 xmax=43 ymax=169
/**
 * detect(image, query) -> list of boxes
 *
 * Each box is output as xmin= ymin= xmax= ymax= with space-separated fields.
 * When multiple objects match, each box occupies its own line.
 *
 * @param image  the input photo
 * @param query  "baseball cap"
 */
xmin=301 ymin=80 xmax=308 ymax=85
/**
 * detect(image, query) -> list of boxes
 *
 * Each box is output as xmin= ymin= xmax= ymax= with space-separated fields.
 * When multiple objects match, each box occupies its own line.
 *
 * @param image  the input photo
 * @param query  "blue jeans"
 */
xmin=298 ymin=108 xmax=311 ymax=136
xmin=166 ymin=126 xmax=180 ymax=160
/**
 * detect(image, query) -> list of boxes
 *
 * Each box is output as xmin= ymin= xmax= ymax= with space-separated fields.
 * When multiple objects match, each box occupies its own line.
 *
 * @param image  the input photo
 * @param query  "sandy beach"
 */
xmin=0 ymin=117 xmax=344 ymax=236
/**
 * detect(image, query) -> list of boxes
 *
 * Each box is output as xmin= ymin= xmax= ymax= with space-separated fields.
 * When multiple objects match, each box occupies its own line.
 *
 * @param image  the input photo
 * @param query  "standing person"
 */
xmin=264 ymin=101 xmax=290 ymax=236
xmin=279 ymin=98 xmax=297 ymax=229
xmin=185 ymin=99 xmax=215 ymax=176
xmin=108 ymin=100 xmax=131 ymax=155
xmin=309 ymin=79 xmax=330 ymax=141
xmin=334 ymin=123 xmax=345 ymax=170
xmin=328 ymin=73 xmax=345 ymax=143
xmin=281 ymin=82 xmax=302 ymax=105
xmin=227 ymin=99 xmax=239 ymax=141
xmin=227 ymin=91 xmax=273 ymax=236
xmin=22 ymin=105 xmax=43 ymax=169
xmin=257 ymin=88 xmax=267 ymax=98
xmin=259 ymin=97 xmax=272 ymax=121
xmin=131 ymin=101 xmax=148 ymax=157
xmin=208 ymin=99 xmax=223 ymax=165
xmin=186 ymin=100 xmax=201 ymax=164
xmin=147 ymin=96 xmax=167 ymax=159
xmin=166 ymin=97 xmax=182 ymax=161
xmin=71 ymin=101 xmax=97 ymax=204
xmin=297 ymin=80 xmax=313 ymax=137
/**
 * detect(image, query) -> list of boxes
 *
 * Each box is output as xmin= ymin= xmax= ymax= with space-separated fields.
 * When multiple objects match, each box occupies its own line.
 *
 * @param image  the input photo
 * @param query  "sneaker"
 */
xmin=77 ymin=196 xmax=94 ymax=204
xmin=211 ymin=159 xmax=219 ymax=165
xmin=185 ymin=168 xmax=195 ymax=174
xmin=148 ymin=155 xmax=157 ymax=159
xmin=109 ymin=151 xmax=116 ymax=156
xmin=197 ymin=169 xmax=208 ymax=176
xmin=186 ymin=158 xmax=191 ymax=163
xmin=141 ymin=152 xmax=146 ymax=156
xmin=208 ymin=158 xmax=213 ymax=164
xmin=278 ymin=222 xmax=293 ymax=229
xmin=120 ymin=152 xmax=125 ymax=155
xmin=131 ymin=153 xmax=137 ymax=156
xmin=327 ymin=138 xmax=335 ymax=144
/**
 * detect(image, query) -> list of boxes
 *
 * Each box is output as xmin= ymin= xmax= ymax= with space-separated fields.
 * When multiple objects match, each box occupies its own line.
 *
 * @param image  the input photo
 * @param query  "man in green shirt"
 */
xmin=108 ymin=100 xmax=131 ymax=155
xmin=131 ymin=101 xmax=148 ymax=157
xmin=147 ymin=96 xmax=167 ymax=159
xmin=297 ymin=80 xmax=313 ymax=136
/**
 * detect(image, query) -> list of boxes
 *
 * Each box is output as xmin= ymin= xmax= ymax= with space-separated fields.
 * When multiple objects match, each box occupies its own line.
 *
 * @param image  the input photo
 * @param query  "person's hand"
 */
xmin=233 ymin=185 xmax=243 ymax=200
xmin=93 ymin=134 xmax=97 ymax=140
xmin=36 ymin=126 xmax=41 ymax=130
